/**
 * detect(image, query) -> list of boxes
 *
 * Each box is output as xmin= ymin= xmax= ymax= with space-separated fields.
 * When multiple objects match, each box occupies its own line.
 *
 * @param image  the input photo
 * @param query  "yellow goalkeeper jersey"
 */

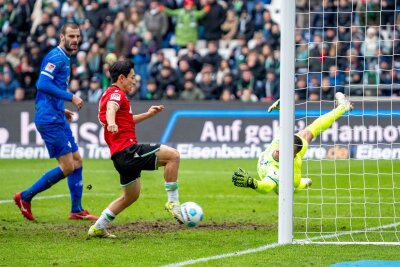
xmin=257 ymin=134 xmax=309 ymax=189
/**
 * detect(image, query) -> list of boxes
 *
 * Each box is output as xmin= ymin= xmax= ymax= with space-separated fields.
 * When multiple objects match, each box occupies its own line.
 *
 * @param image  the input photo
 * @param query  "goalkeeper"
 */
xmin=232 ymin=92 xmax=353 ymax=194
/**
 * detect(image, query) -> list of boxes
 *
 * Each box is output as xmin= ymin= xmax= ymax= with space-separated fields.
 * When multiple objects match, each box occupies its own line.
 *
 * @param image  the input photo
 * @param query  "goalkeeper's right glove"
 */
xmin=232 ymin=168 xmax=258 ymax=189
xmin=267 ymin=99 xmax=280 ymax=113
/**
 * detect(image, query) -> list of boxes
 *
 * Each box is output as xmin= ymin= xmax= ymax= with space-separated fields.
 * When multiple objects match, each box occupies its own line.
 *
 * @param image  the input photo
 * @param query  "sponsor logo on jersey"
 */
xmin=110 ymin=93 xmax=121 ymax=101
xmin=44 ymin=63 xmax=56 ymax=73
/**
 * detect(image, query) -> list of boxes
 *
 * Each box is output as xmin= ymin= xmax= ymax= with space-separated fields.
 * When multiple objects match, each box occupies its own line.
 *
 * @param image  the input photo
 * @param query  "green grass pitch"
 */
xmin=1 ymin=159 xmax=399 ymax=266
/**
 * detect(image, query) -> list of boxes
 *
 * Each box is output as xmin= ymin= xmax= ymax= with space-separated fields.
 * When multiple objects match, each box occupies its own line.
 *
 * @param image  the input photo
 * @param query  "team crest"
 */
xmin=110 ymin=93 xmax=121 ymax=101
xmin=44 ymin=63 xmax=56 ymax=73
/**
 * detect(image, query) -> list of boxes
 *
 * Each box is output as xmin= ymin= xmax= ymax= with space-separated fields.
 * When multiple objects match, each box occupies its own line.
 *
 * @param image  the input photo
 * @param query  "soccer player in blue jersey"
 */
xmin=13 ymin=23 xmax=98 ymax=221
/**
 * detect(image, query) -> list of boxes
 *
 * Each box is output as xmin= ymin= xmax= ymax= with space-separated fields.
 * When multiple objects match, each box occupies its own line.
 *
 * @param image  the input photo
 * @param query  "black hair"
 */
xmin=109 ymin=60 xmax=135 ymax=83
xmin=294 ymin=135 xmax=303 ymax=154
xmin=60 ymin=22 xmax=80 ymax=35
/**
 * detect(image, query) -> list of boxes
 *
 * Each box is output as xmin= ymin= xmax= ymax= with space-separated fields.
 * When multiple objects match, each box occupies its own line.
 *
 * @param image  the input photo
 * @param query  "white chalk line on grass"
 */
xmin=160 ymin=222 xmax=400 ymax=267
xmin=1 ymin=193 xmax=395 ymax=204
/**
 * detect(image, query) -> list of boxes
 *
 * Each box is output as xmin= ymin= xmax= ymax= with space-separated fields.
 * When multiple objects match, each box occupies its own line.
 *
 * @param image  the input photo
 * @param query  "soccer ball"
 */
xmin=181 ymin=202 xmax=204 ymax=227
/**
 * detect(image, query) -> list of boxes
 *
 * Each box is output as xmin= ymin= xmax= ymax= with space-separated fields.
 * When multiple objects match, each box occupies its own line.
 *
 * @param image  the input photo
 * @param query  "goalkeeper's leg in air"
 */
xmin=232 ymin=92 xmax=353 ymax=194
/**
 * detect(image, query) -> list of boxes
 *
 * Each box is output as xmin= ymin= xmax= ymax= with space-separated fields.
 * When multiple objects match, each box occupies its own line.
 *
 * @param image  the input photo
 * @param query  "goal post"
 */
xmin=278 ymin=0 xmax=296 ymax=244
xmin=279 ymin=0 xmax=400 ymax=245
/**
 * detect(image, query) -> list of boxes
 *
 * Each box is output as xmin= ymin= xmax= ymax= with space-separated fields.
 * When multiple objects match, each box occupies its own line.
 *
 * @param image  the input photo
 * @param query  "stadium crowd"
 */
xmin=0 ymin=0 xmax=399 ymax=102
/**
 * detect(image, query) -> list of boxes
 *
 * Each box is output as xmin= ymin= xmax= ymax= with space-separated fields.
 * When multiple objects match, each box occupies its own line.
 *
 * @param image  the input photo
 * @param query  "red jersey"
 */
xmin=98 ymin=86 xmax=137 ymax=157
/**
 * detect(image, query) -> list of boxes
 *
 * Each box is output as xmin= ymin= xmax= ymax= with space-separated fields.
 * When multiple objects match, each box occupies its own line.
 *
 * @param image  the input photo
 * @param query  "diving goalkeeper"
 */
xmin=232 ymin=92 xmax=353 ymax=194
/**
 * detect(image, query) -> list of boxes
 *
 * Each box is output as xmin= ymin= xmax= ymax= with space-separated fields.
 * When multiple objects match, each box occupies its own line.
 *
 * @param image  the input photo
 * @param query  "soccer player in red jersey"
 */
xmin=88 ymin=60 xmax=183 ymax=238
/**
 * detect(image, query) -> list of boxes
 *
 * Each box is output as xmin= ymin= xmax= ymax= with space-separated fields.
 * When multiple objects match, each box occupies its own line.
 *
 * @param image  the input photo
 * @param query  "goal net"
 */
xmin=292 ymin=0 xmax=400 ymax=244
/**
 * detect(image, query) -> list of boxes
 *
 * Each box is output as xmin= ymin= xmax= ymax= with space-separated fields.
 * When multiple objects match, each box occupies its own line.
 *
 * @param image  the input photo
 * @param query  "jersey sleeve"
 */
xmin=40 ymin=56 xmax=62 ymax=80
xmin=37 ymin=55 xmax=73 ymax=101
xmin=106 ymin=90 xmax=125 ymax=109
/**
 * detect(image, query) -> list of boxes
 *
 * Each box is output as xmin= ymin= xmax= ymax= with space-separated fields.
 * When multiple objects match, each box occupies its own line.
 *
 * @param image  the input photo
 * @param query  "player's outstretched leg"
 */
xmin=156 ymin=145 xmax=184 ymax=224
xmin=306 ymin=92 xmax=353 ymax=138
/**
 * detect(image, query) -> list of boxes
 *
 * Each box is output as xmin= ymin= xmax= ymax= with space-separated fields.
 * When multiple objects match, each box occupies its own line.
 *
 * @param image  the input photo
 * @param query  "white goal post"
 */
xmin=278 ymin=0 xmax=400 ymax=245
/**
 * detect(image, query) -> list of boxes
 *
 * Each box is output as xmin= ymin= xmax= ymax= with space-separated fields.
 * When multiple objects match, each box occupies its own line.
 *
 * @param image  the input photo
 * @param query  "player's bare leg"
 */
xmin=88 ymin=180 xmax=140 ymax=238
xmin=156 ymin=145 xmax=184 ymax=223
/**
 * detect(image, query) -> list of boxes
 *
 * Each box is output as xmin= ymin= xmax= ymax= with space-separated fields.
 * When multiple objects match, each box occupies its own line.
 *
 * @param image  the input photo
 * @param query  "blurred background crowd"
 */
xmin=0 ymin=0 xmax=399 ymax=103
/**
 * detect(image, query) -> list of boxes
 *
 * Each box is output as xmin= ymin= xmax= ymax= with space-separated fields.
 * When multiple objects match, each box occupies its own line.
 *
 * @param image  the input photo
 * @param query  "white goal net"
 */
xmin=292 ymin=0 xmax=400 ymax=244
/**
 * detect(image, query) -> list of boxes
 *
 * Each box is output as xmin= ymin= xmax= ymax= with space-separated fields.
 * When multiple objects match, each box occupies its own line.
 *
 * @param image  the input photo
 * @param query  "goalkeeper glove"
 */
xmin=232 ymin=168 xmax=258 ymax=189
xmin=267 ymin=99 xmax=280 ymax=113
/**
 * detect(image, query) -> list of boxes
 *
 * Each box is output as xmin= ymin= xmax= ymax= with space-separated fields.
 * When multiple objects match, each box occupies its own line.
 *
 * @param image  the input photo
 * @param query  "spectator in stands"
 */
xmin=143 ymin=78 xmax=163 ymax=100
xmin=252 ymin=1 xmax=266 ymax=32
xmin=197 ymin=70 xmax=220 ymax=100
xmin=216 ymin=59 xmax=231 ymax=85
xmin=202 ymin=41 xmax=222 ymax=72
xmin=247 ymin=51 xmax=265 ymax=82
xmin=221 ymin=9 xmax=238 ymax=44
xmin=180 ymin=42 xmax=203 ymax=73
xmin=320 ymin=77 xmax=334 ymax=100
xmin=163 ymin=84 xmax=179 ymax=100
xmin=220 ymin=88 xmax=235 ymax=102
xmin=128 ymin=7 xmax=147 ymax=38
xmin=361 ymin=27 xmax=379 ymax=60
xmin=132 ymin=38 xmax=152 ymax=97
xmin=237 ymin=9 xmax=255 ymax=41
xmin=237 ymin=69 xmax=256 ymax=97
xmin=6 ymin=42 xmax=23 ymax=69
xmin=240 ymin=88 xmax=258 ymax=102
xmin=201 ymin=0 xmax=226 ymax=42
xmin=180 ymin=79 xmax=205 ymax=100
xmin=156 ymin=66 xmax=180 ymax=93
xmin=295 ymin=76 xmax=307 ymax=100
xmin=144 ymin=0 xmax=169 ymax=49
xmin=87 ymin=43 xmax=103 ymax=75
xmin=21 ymin=73 xmax=36 ymax=101
xmin=256 ymin=70 xmax=279 ymax=101
xmin=87 ymin=76 xmax=103 ymax=104
xmin=161 ymin=0 xmax=209 ymax=48
xmin=149 ymin=51 xmax=165 ymax=78
xmin=0 ymin=71 xmax=23 ymax=101
xmin=308 ymin=75 xmax=321 ymax=101
xmin=69 ymin=78 xmax=87 ymax=101
xmin=176 ymin=58 xmax=193 ymax=86
xmin=220 ymin=73 xmax=237 ymax=98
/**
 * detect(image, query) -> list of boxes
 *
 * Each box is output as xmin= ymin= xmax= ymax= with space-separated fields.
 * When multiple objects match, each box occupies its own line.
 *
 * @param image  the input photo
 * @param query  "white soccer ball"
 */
xmin=181 ymin=202 xmax=204 ymax=227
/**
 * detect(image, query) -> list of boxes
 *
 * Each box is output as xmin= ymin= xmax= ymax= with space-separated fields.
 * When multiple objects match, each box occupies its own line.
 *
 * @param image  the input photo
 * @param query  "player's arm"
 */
xmin=106 ymin=101 xmax=119 ymax=134
xmin=133 ymin=105 xmax=164 ymax=124
xmin=37 ymin=74 xmax=74 ymax=101
xmin=232 ymin=167 xmax=278 ymax=194
xmin=37 ymin=61 xmax=84 ymax=110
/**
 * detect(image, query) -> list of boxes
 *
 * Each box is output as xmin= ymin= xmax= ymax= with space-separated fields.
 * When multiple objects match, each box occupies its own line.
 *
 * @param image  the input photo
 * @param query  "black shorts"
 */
xmin=112 ymin=144 xmax=161 ymax=186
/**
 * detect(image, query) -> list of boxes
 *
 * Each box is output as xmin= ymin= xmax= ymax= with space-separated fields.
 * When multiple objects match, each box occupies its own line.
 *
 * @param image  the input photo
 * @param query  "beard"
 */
xmin=64 ymin=40 xmax=79 ymax=54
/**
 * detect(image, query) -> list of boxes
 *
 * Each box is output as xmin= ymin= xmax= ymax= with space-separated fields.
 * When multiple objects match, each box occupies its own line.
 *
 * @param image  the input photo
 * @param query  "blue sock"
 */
xmin=21 ymin=167 xmax=65 ymax=202
xmin=68 ymin=167 xmax=83 ymax=213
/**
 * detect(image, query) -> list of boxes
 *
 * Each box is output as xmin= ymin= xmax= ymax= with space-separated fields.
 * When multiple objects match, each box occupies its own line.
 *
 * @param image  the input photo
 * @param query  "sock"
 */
xmin=68 ymin=167 xmax=83 ymax=213
xmin=165 ymin=182 xmax=179 ymax=203
xmin=21 ymin=167 xmax=65 ymax=202
xmin=94 ymin=208 xmax=116 ymax=229
xmin=255 ymin=177 xmax=277 ymax=194
xmin=307 ymin=105 xmax=347 ymax=138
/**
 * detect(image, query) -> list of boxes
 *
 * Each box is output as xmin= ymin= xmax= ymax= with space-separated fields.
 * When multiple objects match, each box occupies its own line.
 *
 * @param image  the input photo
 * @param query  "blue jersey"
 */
xmin=35 ymin=46 xmax=74 ymax=125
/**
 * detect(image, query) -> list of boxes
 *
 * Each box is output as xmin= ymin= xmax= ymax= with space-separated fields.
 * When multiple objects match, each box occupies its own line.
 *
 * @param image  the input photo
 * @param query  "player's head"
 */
xmin=294 ymin=135 xmax=303 ymax=155
xmin=272 ymin=135 xmax=303 ymax=161
xmin=109 ymin=60 xmax=136 ymax=94
xmin=59 ymin=23 xmax=80 ymax=55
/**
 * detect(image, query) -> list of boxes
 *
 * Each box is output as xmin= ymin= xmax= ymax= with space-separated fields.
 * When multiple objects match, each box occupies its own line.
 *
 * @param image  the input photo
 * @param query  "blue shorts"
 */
xmin=36 ymin=122 xmax=78 ymax=158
